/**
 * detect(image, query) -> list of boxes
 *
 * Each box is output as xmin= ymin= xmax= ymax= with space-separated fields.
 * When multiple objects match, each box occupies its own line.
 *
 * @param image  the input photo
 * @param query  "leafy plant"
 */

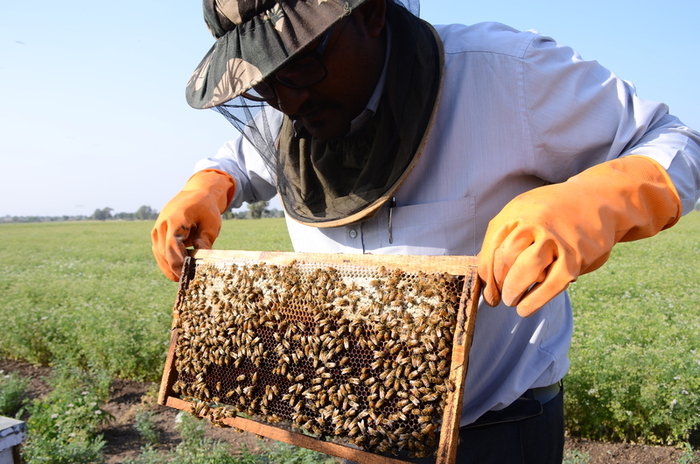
xmin=0 ymin=370 xmax=29 ymax=417
xmin=562 ymin=450 xmax=591 ymax=464
xmin=676 ymin=444 xmax=700 ymax=464
xmin=123 ymin=411 xmax=240 ymax=464
xmin=21 ymin=365 xmax=113 ymax=464
xmin=120 ymin=444 xmax=169 ymax=464
xmin=123 ymin=412 xmax=335 ymax=464
xmin=250 ymin=441 xmax=337 ymax=464
xmin=133 ymin=407 xmax=160 ymax=446
xmin=563 ymin=449 xmax=591 ymax=464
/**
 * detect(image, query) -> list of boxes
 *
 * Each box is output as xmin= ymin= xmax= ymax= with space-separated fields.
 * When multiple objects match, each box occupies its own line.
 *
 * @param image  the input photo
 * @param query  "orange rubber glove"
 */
xmin=478 ymin=155 xmax=681 ymax=317
xmin=152 ymin=169 xmax=235 ymax=281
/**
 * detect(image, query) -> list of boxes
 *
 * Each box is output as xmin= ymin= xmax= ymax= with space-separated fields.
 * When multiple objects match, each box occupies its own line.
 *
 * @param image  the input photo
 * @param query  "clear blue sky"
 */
xmin=1 ymin=0 xmax=698 ymax=217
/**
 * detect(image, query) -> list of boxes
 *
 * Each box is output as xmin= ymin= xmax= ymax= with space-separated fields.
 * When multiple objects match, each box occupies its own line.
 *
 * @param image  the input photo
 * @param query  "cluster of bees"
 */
xmin=171 ymin=260 xmax=464 ymax=458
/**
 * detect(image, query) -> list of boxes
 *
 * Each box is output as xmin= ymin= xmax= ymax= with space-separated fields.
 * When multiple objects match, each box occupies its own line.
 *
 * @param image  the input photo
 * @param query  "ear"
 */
xmin=355 ymin=0 xmax=386 ymax=38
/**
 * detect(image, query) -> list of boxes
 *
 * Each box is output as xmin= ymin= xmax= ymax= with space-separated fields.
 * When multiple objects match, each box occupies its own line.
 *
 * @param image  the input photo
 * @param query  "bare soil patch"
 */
xmin=1 ymin=359 xmax=694 ymax=463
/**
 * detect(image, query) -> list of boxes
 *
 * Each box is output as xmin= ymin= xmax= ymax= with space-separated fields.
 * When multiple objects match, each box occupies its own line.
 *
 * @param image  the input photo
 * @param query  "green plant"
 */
xmin=120 ymin=444 xmax=170 ymax=464
xmin=563 ymin=449 xmax=591 ymax=464
xmin=133 ymin=407 xmax=160 ymax=446
xmin=133 ymin=383 xmax=162 ymax=446
xmin=676 ymin=443 xmax=700 ymax=464
xmin=252 ymin=441 xmax=337 ymax=464
xmin=123 ymin=411 xmax=336 ymax=464
xmin=123 ymin=411 xmax=240 ymax=464
xmin=21 ymin=365 xmax=113 ymax=464
xmin=0 ymin=370 xmax=29 ymax=417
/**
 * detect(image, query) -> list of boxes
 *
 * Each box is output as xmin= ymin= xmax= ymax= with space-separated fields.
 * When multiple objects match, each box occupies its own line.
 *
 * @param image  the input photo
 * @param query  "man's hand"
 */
xmin=478 ymin=155 xmax=681 ymax=317
xmin=151 ymin=169 xmax=235 ymax=281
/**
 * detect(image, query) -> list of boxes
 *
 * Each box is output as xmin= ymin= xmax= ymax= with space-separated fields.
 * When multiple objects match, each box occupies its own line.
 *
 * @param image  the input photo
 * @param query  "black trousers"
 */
xmin=341 ymin=385 xmax=564 ymax=464
xmin=454 ymin=385 xmax=564 ymax=463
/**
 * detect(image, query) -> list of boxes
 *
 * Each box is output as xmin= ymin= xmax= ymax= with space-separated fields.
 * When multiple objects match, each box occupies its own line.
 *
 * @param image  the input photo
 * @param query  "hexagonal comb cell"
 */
xmin=159 ymin=251 xmax=479 ymax=464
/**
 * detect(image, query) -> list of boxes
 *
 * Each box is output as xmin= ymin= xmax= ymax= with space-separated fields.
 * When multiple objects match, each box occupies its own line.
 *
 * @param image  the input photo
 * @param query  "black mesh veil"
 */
xmin=211 ymin=0 xmax=441 ymax=227
xmin=211 ymin=0 xmax=420 ymax=168
xmin=213 ymin=100 xmax=280 ymax=178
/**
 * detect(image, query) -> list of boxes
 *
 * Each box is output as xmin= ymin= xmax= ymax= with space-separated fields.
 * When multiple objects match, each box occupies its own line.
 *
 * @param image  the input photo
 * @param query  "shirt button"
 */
xmin=349 ymin=229 xmax=358 ymax=239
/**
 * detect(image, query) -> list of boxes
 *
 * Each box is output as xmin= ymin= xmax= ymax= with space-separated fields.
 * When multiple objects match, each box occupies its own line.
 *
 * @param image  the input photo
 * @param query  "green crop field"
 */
xmin=566 ymin=211 xmax=700 ymax=445
xmin=0 ymin=218 xmax=291 ymax=381
xmin=0 ymin=214 xmax=698 ymax=446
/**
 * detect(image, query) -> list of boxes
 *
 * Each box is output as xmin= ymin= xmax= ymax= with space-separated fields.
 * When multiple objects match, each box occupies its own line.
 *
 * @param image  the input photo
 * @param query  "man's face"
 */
xmin=267 ymin=8 xmax=386 ymax=140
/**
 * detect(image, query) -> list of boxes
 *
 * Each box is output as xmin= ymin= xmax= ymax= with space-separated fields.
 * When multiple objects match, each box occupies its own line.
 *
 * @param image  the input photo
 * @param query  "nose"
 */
xmin=273 ymin=84 xmax=310 ymax=116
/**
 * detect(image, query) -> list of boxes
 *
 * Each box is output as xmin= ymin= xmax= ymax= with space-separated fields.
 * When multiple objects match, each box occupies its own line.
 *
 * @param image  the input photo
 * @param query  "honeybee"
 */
xmin=422 ymin=423 xmax=437 ymax=435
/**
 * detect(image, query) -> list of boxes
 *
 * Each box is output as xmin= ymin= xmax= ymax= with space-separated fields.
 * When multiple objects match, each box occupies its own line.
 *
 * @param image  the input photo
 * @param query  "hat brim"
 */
xmin=186 ymin=0 xmax=368 ymax=109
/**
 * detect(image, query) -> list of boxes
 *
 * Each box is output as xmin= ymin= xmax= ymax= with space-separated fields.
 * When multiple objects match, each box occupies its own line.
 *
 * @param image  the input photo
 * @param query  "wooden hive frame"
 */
xmin=159 ymin=250 xmax=480 ymax=464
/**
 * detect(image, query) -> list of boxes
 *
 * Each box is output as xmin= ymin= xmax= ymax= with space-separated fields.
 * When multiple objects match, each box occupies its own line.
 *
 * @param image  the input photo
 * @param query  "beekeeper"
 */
xmin=151 ymin=0 xmax=700 ymax=461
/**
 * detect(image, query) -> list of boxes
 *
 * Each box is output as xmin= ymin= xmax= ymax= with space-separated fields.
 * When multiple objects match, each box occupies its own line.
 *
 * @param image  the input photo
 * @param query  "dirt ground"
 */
xmin=1 ymin=358 xmax=696 ymax=463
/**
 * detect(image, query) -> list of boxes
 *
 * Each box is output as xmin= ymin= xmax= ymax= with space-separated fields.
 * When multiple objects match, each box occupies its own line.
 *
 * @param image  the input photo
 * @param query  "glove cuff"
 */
xmin=620 ymin=155 xmax=682 ymax=232
xmin=182 ymin=169 xmax=236 ymax=213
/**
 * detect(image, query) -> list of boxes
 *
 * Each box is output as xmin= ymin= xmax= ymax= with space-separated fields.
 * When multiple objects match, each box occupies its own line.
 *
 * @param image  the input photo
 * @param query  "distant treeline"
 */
xmin=4 ymin=199 xmax=697 ymax=224
xmin=1 ymin=201 xmax=284 ymax=223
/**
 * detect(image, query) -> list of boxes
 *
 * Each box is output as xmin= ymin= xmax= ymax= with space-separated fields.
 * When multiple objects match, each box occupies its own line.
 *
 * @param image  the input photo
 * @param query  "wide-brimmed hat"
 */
xmin=186 ymin=0 xmax=369 ymax=109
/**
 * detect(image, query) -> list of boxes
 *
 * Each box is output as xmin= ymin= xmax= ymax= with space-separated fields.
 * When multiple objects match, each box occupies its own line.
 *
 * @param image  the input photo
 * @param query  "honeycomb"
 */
xmin=169 ymin=257 xmax=470 ymax=459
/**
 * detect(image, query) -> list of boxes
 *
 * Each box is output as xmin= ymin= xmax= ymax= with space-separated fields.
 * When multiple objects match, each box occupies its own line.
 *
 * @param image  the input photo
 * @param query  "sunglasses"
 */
xmin=241 ymin=22 xmax=341 ymax=102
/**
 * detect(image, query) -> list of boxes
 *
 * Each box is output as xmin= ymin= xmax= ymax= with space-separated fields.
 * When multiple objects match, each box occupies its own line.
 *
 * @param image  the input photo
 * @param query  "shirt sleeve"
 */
xmin=194 ymin=107 xmax=283 ymax=210
xmin=521 ymin=33 xmax=700 ymax=214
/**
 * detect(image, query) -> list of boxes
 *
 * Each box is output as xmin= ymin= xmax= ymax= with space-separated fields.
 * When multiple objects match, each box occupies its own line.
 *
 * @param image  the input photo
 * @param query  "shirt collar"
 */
xmin=347 ymin=23 xmax=391 ymax=135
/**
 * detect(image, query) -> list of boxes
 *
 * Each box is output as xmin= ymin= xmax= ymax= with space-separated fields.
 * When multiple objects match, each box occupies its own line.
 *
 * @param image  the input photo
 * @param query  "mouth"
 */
xmin=291 ymin=101 xmax=348 ymax=139
xmin=296 ymin=103 xmax=330 ymax=125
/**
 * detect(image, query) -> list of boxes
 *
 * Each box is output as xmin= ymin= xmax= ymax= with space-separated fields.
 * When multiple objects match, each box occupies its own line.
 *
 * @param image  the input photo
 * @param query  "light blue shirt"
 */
xmin=195 ymin=21 xmax=700 ymax=426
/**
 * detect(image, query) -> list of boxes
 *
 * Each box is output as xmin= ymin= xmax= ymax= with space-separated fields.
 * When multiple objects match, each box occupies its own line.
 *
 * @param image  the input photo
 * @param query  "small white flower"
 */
xmin=51 ymin=413 xmax=59 ymax=419
xmin=94 ymin=410 xmax=102 ymax=415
